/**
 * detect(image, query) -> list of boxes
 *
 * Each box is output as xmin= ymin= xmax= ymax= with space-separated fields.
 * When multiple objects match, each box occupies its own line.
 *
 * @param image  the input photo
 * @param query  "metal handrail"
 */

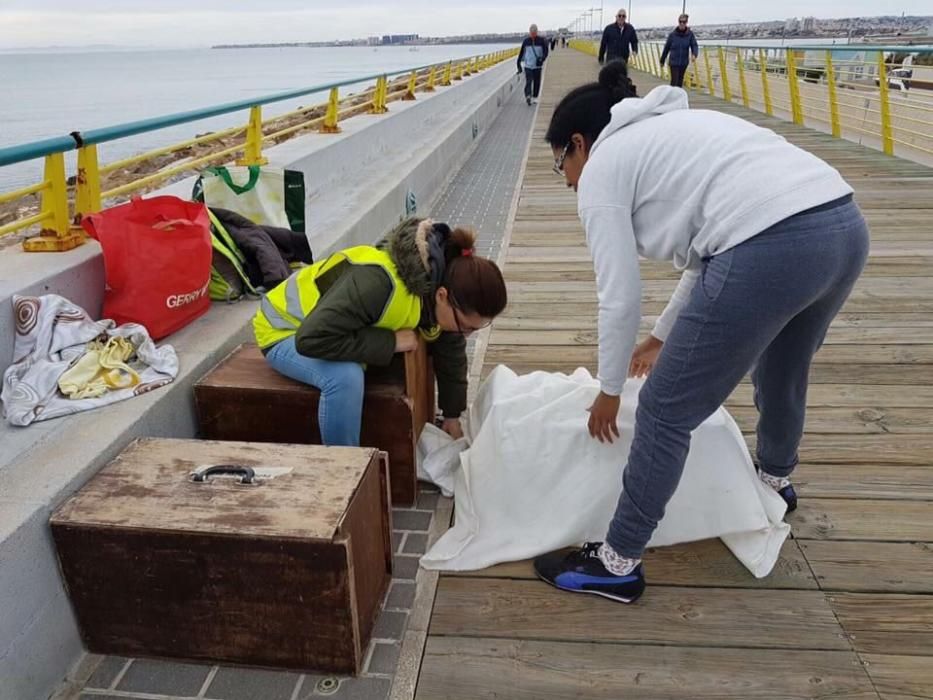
xmin=574 ymin=39 xmax=933 ymax=165
xmin=0 ymin=48 xmax=517 ymax=251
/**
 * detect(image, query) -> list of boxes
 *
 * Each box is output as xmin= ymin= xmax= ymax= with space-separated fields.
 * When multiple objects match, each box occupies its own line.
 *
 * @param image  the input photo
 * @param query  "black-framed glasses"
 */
xmin=448 ymin=293 xmax=491 ymax=336
xmin=553 ymin=141 xmax=571 ymax=176
xmin=617 ymin=14 xmax=626 ymax=18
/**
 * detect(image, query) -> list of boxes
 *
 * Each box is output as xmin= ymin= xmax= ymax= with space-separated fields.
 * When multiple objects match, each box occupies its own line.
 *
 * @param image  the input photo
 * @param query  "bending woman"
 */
xmin=534 ymin=61 xmax=868 ymax=603
xmin=253 ymin=218 xmax=507 ymax=444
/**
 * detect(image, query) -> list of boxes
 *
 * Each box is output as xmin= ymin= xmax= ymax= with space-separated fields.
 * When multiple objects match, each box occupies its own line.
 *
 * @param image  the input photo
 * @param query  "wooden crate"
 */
xmin=50 ymin=438 xmax=392 ymax=674
xmin=194 ymin=342 xmax=434 ymax=506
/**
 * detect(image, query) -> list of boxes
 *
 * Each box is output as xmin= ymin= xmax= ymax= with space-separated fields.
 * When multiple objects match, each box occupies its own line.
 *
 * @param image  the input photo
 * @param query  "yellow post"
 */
xmin=463 ymin=59 xmax=472 ymax=76
xmin=425 ymin=66 xmax=436 ymax=91
xmin=73 ymin=144 xmax=102 ymax=221
xmin=237 ymin=105 xmax=268 ymax=165
xmin=717 ymin=47 xmax=732 ymax=101
xmin=825 ymin=50 xmax=841 ymax=138
xmin=442 ymin=61 xmax=452 ymax=86
xmin=22 ymin=152 xmax=84 ymax=252
xmin=736 ymin=48 xmax=750 ymax=107
xmin=786 ymin=49 xmax=804 ymax=125
xmin=703 ymin=48 xmax=715 ymax=96
xmin=877 ymin=51 xmax=894 ymax=156
xmin=320 ymin=87 xmax=341 ymax=133
xmin=690 ymin=58 xmax=701 ymax=90
xmin=759 ymin=48 xmax=773 ymax=116
xmin=454 ymin=61 xmax=463 ymax=80
xmin=655 ymin=44 xmax=666 ymax=80
xmin=370 ymin=75 xmax=388 ymax=114
xmin=403 ymin=70 xmax=418 ymax=100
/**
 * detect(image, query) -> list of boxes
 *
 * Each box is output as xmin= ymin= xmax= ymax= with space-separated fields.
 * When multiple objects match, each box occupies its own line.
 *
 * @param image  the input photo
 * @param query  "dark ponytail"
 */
xmin=440 ymin=225 xmax=507 ymax=319
xmin=545 ymin=60 xmax=638 ymax=150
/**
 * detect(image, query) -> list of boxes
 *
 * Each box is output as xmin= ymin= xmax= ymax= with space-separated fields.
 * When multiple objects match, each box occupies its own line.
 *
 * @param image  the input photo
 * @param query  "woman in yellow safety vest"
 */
xmin=253 ymin=217 xmax=508 ymax=445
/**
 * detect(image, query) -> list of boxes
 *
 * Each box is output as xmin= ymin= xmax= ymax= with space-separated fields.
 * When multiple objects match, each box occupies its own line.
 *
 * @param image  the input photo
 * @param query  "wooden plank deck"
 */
xmin=416 ymin=48 xmax=933 ymax=699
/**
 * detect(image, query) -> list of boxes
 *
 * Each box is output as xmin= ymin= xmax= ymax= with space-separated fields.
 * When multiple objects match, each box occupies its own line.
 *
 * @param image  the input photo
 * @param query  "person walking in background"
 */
xmin=599 ymin=8 xmax=638 ymax=65
xmin=517 ymin=24 xmax=549 ymax=105
xmin=660 ymin=14 xmax=699 ymax=87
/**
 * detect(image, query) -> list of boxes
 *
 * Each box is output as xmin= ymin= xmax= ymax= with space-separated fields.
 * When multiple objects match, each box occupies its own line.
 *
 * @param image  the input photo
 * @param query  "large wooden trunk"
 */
xmin=50 ymin=438 xmax=392 ymax=674
xmin=194 ymin=343 xmax=434 ymax=505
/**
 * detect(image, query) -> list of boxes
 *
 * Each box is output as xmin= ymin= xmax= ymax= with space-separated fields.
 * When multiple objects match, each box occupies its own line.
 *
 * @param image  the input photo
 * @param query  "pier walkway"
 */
xmin=415 ymin=47 xmax=933 ymax=700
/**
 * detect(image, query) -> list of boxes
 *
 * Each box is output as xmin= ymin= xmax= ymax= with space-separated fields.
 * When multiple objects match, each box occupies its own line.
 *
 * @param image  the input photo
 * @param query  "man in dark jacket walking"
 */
xmin=660 ymin=13 xmax=699 ymax=87
xmin=599 ymin=8 xmax=638 ymax=64
xmin=517 ymin=24 xmax=549 ymax=105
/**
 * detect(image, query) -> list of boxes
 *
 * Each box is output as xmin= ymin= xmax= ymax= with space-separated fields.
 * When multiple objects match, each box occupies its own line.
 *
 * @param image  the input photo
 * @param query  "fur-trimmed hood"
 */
xmin=377 ymin=217 xmax=447 ymax=298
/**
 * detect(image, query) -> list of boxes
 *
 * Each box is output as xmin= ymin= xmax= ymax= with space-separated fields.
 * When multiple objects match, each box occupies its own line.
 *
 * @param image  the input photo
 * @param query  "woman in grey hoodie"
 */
xmin=533 ymin=61 xmax=868 ymax=603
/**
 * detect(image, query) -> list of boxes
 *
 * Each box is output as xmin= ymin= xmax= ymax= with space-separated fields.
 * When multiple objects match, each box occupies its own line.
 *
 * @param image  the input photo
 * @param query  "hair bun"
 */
xmin=598 ymin=61 xmax=637 ymax=104
xmin=449 ymin=226 xmax=477 ymax=250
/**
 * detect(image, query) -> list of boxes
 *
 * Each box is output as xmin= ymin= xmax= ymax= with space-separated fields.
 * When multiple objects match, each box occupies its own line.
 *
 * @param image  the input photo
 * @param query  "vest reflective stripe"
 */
xmin=284 ymin=274 xmax=304 ymax=321
xmin=252 ymin=246 xmax=423 ymax=349
xmin=260 ymin=296 xmax=296 ymax=330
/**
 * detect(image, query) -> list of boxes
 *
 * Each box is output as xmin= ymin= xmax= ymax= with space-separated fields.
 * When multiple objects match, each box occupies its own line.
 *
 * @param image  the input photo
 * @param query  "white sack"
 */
xmin=420 ymin=366 xmax=789 ymax=578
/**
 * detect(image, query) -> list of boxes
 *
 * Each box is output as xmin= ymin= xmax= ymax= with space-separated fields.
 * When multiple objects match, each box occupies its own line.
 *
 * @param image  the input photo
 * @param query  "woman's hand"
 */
xmin=588 ymin=392 xmax=621 ymax=444
xmin=394 ymin=329 xmax=418 ymax=353
xmin=629 ymin=335 xmax=663 ymax=378
xmin=441 ymin=418 xmax=464 ymax=440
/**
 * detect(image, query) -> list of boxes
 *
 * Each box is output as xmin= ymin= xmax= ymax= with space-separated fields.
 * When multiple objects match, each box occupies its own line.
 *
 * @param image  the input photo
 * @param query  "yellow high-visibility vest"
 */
xmin=253 ymin=246 xmax=424 ymax=349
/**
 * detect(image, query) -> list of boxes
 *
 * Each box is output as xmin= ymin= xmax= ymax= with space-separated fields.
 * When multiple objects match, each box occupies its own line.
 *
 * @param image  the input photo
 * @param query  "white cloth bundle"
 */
xmin=419 ymin=366 xmax=789 ymax=578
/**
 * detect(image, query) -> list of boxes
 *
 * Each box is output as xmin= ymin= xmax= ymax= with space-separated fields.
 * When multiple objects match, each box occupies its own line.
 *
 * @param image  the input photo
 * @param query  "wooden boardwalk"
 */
xmin=415 ymin=48 xmax=933 ymax=699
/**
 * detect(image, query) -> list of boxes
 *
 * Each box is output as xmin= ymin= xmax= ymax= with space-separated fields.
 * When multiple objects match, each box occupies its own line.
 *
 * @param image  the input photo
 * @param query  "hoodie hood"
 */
xmin=590 ymin=85 xmax=689 ymax=154
xmin=377 ymin=217 xmax=445 ymax=298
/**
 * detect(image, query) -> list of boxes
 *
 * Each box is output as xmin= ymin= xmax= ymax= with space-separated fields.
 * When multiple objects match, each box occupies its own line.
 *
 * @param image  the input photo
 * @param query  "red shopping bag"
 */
xmin=82 ymin=196 xmax=212 ymax=339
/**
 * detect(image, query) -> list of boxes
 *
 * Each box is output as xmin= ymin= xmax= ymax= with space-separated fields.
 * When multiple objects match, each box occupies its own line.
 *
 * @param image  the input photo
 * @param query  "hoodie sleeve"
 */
xmin=517 ymin=39 xmax=528 ymax=71
xmin=651 ymin=268 xmax=700 ymax=342
xmin=630 ymin=26 xmax=639 ymax=54
xmin=580 ymin=204 xmax=642 ymax=397
xmin=690 ymin=32 xmax=699 ymax=58
xmin=541 ymin=37 xmax=549 ymax=62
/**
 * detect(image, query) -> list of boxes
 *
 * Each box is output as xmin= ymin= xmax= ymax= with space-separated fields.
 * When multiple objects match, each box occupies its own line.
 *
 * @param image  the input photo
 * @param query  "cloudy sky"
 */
xmin=1 ymin=1 xmax=930 ymax=49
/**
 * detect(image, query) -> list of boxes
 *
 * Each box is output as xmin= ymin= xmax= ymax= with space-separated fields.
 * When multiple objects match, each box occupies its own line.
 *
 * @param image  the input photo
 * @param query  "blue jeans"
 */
xmin=265 ymin=336 xmax=364 ymax=446
xmin=607 ymin=196 xmax=869 ymax=559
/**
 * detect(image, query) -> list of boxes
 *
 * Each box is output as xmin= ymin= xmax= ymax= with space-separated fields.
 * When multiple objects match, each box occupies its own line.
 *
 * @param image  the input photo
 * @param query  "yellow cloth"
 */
xmin=58 ymin=336 xmax=141 ymax=399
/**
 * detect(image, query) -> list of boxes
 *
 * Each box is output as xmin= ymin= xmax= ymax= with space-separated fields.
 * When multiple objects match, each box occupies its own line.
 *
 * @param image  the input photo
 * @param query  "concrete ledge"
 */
xmin=0 ymin=60 xmax=517 ymax=700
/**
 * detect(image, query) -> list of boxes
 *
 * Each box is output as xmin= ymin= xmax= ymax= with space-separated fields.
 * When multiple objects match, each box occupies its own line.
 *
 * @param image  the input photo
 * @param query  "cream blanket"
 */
xmin=419 ymin=366 xmax=790 ymax=578
xmin=2 ymin=295 xmax=178 ymax=426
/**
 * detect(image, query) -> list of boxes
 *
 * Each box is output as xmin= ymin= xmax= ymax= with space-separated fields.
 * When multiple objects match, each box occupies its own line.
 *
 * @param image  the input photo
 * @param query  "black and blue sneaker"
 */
xmin=777 ymin=482 xmax=798 ymax=513
xmin=758 ymin=468 xmax=799 ymax=513
xmin=533 ymin=542 xmax=646 ymax=604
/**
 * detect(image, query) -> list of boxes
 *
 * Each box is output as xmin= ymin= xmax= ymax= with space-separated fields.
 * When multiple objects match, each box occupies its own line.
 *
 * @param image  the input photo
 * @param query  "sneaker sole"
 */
xmin=534 ymin=570 xmax=642 ymax=604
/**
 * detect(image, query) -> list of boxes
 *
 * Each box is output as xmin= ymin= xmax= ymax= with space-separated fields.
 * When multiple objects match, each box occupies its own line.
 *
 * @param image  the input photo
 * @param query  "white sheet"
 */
xmin=420 ymin=366 xmax=790 ymax=578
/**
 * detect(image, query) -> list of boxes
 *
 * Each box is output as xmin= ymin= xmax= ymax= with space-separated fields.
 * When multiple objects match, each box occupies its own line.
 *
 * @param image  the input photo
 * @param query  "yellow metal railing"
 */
xmin=0 ymin=48 xmax=519 ymax=251
xmin=571 ymin=40 xmax=933 ymax=164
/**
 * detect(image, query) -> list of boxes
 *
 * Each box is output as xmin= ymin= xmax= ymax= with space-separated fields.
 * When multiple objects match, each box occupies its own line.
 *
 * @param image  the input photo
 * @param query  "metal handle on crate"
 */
xmin=190 ymin=464 xmax=256 ymax=484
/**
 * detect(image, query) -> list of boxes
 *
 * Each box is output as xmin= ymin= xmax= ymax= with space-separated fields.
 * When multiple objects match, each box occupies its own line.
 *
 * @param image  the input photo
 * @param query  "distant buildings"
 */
xmin=381 ymin=34 xmax=419 ymax=45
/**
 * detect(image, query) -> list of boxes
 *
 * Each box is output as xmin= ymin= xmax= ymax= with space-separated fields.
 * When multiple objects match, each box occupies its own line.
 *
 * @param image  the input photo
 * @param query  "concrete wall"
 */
xmin=0 ymin=59 xmax=517 ymax=700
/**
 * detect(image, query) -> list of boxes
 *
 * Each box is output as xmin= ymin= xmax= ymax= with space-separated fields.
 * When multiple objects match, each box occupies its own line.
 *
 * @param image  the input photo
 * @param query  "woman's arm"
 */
xmin=581 ymin=204 xmax=642 ymax=398
xmin=652 ymin=268 xmax=700 ymax=342
xmin=429 ymin=331 xmax=468 ymax=419
xmin=294 ymin=265 xmax=397 ymax=366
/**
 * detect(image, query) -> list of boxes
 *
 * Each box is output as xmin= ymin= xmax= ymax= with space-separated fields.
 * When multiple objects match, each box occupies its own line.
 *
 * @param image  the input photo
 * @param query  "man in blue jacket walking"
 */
xmin=599 ymin=8 xmax=638 ymax=64
xmin=660 ymin=14 xmax=699 ymax=87
xmin=517 ymin=24 xmax=549 ymax=105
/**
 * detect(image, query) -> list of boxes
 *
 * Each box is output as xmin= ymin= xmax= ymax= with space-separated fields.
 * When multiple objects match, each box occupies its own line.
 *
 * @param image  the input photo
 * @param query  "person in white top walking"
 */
xmin=534 ymin=61 xmax=868 ymax=603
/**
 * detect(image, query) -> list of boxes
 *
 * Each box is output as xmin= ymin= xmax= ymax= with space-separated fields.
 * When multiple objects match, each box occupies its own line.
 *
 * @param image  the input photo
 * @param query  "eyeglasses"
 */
xmin=617 ymin=14 xmax=626 ymax=18
xmin=678 ymin=19 xmax=687 ymax=23
xmin=553 ymin=141 xmax=571 ymax=176
xmin=448 ymin=293 xmax=491 ymax=336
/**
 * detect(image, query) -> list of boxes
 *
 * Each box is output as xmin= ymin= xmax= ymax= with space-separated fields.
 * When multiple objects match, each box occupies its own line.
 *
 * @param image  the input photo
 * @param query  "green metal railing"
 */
xmin=571 ymin=39 xmax=933 ymax=163
xmin=0 ymin=49 xmax=518 ymax=252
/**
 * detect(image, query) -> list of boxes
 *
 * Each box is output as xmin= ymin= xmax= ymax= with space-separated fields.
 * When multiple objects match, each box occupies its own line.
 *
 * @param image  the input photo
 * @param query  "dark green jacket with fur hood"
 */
xmin=294 ymin=218 xmax=467 ymax=418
